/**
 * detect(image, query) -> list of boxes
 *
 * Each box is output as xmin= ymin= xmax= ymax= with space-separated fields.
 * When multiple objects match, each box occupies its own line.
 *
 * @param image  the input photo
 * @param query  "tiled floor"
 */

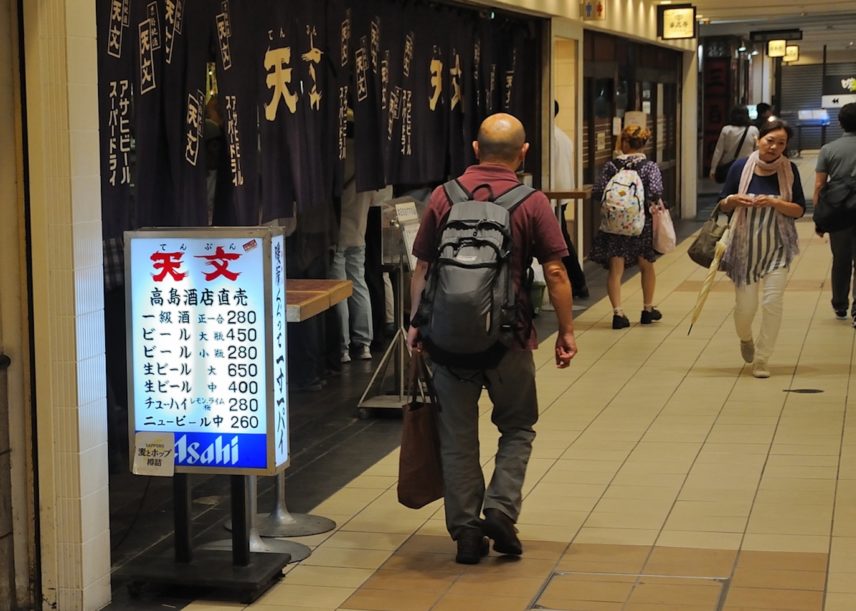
xmin=182 ymin=219 xmax=856 ymax=611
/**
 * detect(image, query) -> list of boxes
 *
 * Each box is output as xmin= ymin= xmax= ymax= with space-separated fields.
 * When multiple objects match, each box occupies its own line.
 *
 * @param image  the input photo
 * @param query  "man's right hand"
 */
xmin=406 ymin=325 xmax=422 ymax=353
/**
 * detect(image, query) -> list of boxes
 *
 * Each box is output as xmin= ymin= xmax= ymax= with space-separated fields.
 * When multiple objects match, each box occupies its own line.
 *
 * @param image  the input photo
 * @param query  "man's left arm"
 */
xmin=530 ymin=192 xmax=577 ymax=367
xmin=813 ymin=171 xmax=828 ymax=209
xmin=406 ymin=259 xmax=429 ymax=351
xmin=542 ymin=259 xmax=576 ymax=368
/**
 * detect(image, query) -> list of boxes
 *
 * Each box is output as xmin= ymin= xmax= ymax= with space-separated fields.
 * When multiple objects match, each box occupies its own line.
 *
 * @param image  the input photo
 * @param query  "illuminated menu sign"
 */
xmin=657 ymin=4 xmax=697 ymax=41
xmin=767 ymin=40 xmax=786 ymax=58
xmin=126 ymin=228 xmax=288 ymax=475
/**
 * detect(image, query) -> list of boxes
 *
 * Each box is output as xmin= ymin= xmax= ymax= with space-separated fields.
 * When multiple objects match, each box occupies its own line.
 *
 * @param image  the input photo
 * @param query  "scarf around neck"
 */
xmin=722 ymin=150 xmax=800 ymax=287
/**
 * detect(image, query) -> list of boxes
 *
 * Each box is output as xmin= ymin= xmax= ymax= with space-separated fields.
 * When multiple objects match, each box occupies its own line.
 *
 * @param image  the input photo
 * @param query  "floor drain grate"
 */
xmin=530 ymin=570 xmax=730 ymax=611
xmin=783 ymin=388 xmax=824 ymax=394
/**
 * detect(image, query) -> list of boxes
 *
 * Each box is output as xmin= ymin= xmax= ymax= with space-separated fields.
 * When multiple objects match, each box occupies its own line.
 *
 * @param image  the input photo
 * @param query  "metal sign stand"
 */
xmin=204 ymin=476 xmax=312 ymax=562
xmin=256 ymin=472 xmax=337 ymax=536
xmin=121 ymin=474 xmax=290 ymax=604
xmin=356 ymin=257 xmax=410 ymax=417
xmin=225 ymin=471 xmax=336 ymax=538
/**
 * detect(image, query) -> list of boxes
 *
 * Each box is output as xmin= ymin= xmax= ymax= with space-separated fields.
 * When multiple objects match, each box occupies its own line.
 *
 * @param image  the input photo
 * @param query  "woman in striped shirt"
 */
xmin=719 ymin=120 xmax=806 ymax=379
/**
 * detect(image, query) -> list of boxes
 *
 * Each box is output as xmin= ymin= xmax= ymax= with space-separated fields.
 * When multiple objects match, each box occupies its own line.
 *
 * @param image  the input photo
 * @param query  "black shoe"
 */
xmin=481 ymin=508 xmax=522 ymax=556
xmin=573 ymin=286 xmax=590 ymax=299
xmin=455 ymin=528 xmax=489 ymax=564
xmin=612 ymin=314 xmax=630 ymax=329
xmin=640 ymin=308 xmax=663 ymax=324
xmin=835 ymin=308 xmax=848 ymax=320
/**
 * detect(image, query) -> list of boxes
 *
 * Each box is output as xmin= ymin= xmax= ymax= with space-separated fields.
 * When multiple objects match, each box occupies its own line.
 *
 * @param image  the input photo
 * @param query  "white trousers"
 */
xmin=733 ymin=266 xmax=787 ymax=364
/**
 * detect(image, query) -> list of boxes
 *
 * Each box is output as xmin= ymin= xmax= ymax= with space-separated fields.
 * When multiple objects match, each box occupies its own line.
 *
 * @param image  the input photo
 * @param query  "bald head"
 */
xmin=474 ymin=113 xmax=528 ymax=168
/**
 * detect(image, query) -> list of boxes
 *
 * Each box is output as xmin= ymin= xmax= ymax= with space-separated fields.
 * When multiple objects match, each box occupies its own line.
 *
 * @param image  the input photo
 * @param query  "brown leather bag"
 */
xmin=688 ymin=204 xmax=729 ymax=270
xmin=397 ymin=353 xmax=444 ymax=509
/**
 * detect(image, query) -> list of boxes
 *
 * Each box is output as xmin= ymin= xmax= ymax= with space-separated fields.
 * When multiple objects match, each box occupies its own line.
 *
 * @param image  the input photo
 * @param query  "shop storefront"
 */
xmin=1 ymin=1 xmax=697 ymax=609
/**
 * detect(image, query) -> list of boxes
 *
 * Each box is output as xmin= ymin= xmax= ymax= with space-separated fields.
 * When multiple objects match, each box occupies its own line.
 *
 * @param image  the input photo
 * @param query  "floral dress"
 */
xmin=589 ymin=154 xmax=665 ymax=268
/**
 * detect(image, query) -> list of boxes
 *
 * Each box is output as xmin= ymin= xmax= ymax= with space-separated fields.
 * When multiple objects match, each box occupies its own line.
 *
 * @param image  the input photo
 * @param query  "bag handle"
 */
xmin=705 ymin=201 xmax=724 ymax=221
xmin=407 ymin=352 xmax=439 ymax=410
xmin=730 ymin=126 xmax=750 ymax=162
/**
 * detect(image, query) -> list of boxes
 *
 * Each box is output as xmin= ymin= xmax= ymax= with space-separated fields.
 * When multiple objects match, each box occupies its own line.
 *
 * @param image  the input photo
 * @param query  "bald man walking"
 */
xmin=408 ymin=113 xmax=578 ymax=564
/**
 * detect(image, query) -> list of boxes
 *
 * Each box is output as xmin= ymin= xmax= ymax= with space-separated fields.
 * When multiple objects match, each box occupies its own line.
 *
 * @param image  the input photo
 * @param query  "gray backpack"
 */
xmin=414 ymin=179 xmax=535 ymax=368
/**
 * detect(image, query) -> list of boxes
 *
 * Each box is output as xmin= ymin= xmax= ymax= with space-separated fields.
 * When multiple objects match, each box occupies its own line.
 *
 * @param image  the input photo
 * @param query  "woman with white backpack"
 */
xmin=590 ymin=125 xmax=665 ymax=329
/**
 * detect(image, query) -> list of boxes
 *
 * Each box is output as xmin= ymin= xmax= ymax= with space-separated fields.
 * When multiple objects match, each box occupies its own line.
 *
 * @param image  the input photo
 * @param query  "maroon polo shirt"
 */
xmin=412 ymin=163 xmax=568 ymax=349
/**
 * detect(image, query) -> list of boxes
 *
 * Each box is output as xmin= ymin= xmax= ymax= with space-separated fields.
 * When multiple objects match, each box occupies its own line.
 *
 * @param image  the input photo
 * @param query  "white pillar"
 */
xmin=23 ymin=1 xmax=111 ymax=609
xmin=681 ymin=49 xmax=699 ymax=220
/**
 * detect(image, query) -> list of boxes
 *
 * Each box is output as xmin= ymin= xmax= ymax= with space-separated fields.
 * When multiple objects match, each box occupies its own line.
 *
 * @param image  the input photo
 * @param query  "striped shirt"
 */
xmin=734 ymin=169 xmax=806 ymax=284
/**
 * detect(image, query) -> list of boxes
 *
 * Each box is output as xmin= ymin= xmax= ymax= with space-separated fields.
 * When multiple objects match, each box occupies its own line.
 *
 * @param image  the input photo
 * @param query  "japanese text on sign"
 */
xmin=108 ymin=79 xmax=132 ymax=186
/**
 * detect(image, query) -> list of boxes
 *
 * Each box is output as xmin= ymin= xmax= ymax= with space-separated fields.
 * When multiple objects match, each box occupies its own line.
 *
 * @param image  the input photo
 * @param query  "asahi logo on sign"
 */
xmin=175 ymin=434 xmax=239 ymax=466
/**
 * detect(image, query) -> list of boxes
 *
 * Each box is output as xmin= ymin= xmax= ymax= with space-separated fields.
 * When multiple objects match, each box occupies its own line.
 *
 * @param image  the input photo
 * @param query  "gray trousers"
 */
xmin=829 ymin=227 xmax=856 ymax=314
xmin=430 ymin=350 xmax=538 ymax=540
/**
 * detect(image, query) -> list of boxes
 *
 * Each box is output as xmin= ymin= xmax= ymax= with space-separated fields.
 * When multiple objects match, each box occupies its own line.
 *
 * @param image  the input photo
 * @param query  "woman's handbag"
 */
xmin=651 ymin=201 xmax=676 ymax=254
xmin=714 ymin=127 xmax=750 ymax=183
xmin=813 ymin=171 xmax=856 ymax=234
xmin=397 ymin=353 xmax=444 ymax=509
xmin=688 ymin=203 xmax=729 ymax=269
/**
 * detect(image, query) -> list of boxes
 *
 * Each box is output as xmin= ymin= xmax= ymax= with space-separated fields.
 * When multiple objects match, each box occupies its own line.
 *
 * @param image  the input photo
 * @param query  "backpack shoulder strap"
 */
xmin=442 ymin=179 xmax=472 ymax=205
xmin=493 ymin=183 xmax=536 ymax=214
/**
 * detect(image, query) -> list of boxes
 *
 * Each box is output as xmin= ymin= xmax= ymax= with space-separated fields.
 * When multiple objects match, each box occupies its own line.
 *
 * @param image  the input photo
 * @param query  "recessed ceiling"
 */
xmin=690 ymin=0 xmax=856 ymax=54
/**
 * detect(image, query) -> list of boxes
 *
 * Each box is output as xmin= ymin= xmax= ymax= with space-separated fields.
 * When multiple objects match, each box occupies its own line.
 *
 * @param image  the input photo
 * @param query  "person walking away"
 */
xmin=813 ymin=103 xmax=856 ymax=325
xmin=407 ymin=113 xmax=577 ymax=564
xmin=589 ymin=125 xmax=665 ymax=329
xmin=709 ymin=106 xmax=758 ymax=182
xmin=330 ymin=135 xmax=387 ymax=362
xmin=552 ymin=101 xmax=589 ymax=298
xmin=754 ymin=102 xmax=774 ymax=130
xmin=719 ymin=119 xmax=805 ymax=378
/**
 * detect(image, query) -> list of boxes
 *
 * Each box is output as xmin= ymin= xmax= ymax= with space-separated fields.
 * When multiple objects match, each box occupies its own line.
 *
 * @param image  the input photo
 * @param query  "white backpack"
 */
xmin=599 ymin=162 xmax=646 ymax=236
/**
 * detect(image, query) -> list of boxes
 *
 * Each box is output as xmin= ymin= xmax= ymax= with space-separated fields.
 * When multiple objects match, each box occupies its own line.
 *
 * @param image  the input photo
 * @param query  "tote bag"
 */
xmin=397 ymin=354 xmax=444 ymax=509
xmin=651 ymin=201 xmax=676 ymax=254
xmin=688 ymin=204 xmax=729 ymax=269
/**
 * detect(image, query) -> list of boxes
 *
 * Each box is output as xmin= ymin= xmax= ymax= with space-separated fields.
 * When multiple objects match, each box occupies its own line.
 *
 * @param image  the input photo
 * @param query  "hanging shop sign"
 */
xmin=821 ymin=75 xmax=856 ymax=109
xmin=657 ymin=4 xmax=696 ymax=41
xmin=783 ymin=45 xmax=800 ymax=63
xmin=126 ymin=227 xmax=289 ymax=475
xmin=767 ymin=40 xmax=786 ymax=58
xmin=581 ymin=0 xmax=605 ymax=21
xmin=749 ymin=29 xmax=802 ymax=43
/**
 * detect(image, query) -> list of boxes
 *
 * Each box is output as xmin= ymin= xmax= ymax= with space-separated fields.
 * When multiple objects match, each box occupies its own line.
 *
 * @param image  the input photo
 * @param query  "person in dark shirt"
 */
xmin=814 ymin=103 xmax=856 ymax=324
xmin=407 ymin=113 xmax=577 ymax=565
